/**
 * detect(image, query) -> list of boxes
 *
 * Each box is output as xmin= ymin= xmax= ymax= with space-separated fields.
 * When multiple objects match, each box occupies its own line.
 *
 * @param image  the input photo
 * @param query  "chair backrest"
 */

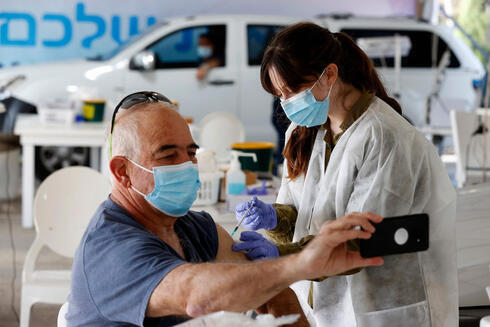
xmin=33 ymin=166 xmax=111 ymax=258
xmin=451 ymin=109 xmax=490 ymax=187
xmin=487 ymin=264 xmax=490 ymax=302
xmin=457 ymin=184 xmax=490 ymax=306
xmin=198 ymin=112 xmax=245 ymax=163
xmin=456 ymin=183 xmax=490 ymax=269
xmin=57 ymin=302 xmax=69 ymax=327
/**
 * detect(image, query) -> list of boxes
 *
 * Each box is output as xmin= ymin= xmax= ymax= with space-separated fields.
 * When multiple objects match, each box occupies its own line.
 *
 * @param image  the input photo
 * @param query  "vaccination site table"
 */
xmin=14 ymin=114 xmax=109 ymax=228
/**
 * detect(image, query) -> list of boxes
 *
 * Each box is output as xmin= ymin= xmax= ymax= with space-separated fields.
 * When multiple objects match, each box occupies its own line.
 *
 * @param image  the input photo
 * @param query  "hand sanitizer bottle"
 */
xmin=226 ymin=151 xmax=257 ymax=196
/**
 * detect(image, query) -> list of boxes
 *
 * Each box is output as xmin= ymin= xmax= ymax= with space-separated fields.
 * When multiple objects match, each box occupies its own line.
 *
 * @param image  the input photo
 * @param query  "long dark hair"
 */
xmin=261 ymin=22 xmax=401 ymax=180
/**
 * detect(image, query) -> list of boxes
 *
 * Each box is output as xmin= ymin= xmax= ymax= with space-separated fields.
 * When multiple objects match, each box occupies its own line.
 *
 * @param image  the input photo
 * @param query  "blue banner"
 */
xmin=0 ymin=0 xmax=416 ymax=68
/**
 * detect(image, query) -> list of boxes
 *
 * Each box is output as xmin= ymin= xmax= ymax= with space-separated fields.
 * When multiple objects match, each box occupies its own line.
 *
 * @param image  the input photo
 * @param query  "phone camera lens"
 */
xmin=394 ymin=228 xmax=409 ymax=245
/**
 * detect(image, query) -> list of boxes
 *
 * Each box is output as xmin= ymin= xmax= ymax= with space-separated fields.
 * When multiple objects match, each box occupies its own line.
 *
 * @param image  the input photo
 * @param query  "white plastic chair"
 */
xmin=482 ymin=282 xmax=490 ymax=327
xmin=451 ymin=109 xmax=490 ymax=187
xmin=20 ymin=166 xmax=111 ymax=327
xmin=456 ymin=184 xmax=490 ymax=307
xmin=198 ymin=112 xmax=245 ymax=163
xmin=57 ymin=302 xmax=69 ymax=327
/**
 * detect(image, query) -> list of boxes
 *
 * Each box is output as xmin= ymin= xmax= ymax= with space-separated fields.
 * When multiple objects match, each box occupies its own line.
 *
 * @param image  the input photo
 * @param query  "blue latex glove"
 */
xmin=235 ymin=196 xmax=277 ymax=230
xmin=232 ymin=231 xmax=279 ymax=260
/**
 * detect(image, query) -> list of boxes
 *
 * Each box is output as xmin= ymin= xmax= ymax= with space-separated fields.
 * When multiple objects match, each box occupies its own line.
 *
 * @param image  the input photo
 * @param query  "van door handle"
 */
xmin=208 ymin=80 xmax=235 ymax=86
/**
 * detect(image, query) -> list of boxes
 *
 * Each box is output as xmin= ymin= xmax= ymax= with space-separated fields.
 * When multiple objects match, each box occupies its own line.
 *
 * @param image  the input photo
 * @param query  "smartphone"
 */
xmin=360 ymin=213 xmax=429 ymax=258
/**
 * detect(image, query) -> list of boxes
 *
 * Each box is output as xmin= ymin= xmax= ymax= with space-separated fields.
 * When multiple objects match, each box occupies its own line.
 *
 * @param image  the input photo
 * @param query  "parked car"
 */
xmin=0 ymin=14 xmax=485 ymax=177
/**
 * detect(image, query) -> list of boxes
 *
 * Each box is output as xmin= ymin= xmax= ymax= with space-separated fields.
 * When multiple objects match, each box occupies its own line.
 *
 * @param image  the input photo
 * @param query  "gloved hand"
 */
xmin=232 ymin=231 xmax=279 ymax=260
xmin=235 ymin=196 xmax=277 ymax=230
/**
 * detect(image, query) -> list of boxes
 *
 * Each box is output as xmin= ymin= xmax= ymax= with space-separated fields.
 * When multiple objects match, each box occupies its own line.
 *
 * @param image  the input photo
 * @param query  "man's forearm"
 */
xmin=174 ymin=254 xmax=302 ymax=317
xmin=148 ymin=213 xmax=384 ymax=319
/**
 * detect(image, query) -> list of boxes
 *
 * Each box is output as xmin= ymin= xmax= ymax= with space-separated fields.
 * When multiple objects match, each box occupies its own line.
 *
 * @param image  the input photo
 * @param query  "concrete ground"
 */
xmin=0 ymin=198 xmax=71 ymax=327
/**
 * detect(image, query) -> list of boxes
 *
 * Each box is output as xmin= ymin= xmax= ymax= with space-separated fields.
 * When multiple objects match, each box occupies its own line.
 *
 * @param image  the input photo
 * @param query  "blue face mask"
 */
xmin=197 ymin=46 xmax=212 ymax=59
xmin=280 ymin=70 xmax=333 ymax=127
xmin=128 ymin=159 xmax=201 ymax=217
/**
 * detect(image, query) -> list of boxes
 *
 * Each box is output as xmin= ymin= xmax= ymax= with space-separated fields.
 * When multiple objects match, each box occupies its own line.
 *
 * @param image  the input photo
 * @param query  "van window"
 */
xmin=340 ymin=29 xmax=460 ymax=68
xmin=247 ymin=25 xmax=285 ymax=66
xmin=147 ymin=25 xmax=226 ymax=69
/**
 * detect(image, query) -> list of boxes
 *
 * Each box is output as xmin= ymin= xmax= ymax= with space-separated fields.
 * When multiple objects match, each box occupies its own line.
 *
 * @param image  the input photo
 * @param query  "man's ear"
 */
xmin=110 ymin=156 xmax=131 ymax=188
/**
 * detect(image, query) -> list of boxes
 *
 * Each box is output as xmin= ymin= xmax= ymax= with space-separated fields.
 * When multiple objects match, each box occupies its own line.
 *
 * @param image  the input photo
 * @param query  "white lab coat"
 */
xmin=278 ymin=97 xmax=458 ymax=327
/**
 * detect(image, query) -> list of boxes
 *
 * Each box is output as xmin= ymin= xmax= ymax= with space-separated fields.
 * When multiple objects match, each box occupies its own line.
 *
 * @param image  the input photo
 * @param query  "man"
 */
xmin=196 ymin=33 xmax=223 ymax=80
xmin=66 ymin=92 xmax=383 ymax=326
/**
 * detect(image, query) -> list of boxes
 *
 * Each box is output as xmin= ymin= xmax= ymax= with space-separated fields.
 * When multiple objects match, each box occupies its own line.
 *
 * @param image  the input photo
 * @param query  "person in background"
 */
xmin=65 ymin=91 xmax=384 ymax=327
xmin=196 ymin=33 xmax=223 ymax=80
xmin=232 ymin=22 xmax=458 ymax=327
xmin=271 ymin=96 xmax=290 ymax=173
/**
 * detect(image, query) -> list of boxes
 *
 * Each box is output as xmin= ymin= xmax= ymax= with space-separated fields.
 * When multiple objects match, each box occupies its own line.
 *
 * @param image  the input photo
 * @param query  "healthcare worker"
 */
xmin=232 ymin=22 xmax=458 ymax=326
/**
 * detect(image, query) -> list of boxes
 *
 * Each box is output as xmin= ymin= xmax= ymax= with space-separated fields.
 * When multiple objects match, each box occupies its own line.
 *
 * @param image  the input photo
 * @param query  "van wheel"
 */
xmin=35 ymin=146 xmax=90 ymax=180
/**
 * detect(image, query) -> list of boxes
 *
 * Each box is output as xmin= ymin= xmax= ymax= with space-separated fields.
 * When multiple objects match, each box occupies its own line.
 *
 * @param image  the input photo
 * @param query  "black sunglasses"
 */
xmin=109 ymin=91 xmax=172 ymax=157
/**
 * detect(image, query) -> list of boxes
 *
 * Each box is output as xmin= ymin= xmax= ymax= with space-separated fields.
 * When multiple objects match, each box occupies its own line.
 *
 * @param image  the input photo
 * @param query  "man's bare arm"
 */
xmin=214 ymin=224 xmax=249 ymax=263
xmin=146 ymin=253 xmax=299 ymax=317
xmin=146 ymin=213 xmax=384 ymax=319
xmin=147 ymin=224 xmax=296 ymax=317
xmin=213 ymin=224 xmax=308 ymax=326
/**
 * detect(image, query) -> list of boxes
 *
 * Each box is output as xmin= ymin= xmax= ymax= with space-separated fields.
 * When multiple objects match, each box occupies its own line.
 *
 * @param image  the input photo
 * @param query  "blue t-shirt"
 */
xmin=66 ymin=197 xmax=219 ymax=326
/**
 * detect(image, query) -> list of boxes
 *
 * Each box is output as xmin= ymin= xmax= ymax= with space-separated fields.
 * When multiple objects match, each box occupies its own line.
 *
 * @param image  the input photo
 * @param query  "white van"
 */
xmin=323 ymin=16 xmax=486 ymax=129
xmin=0 ymin=14 xmax=485 ymax=171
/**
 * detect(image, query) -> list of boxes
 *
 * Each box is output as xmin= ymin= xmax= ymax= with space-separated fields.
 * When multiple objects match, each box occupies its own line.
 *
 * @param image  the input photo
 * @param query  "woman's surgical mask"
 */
xmin=280 ymin=69 xmax=333 ymax=128
xmin=197 ymin=46 xmax=212 ymax=59
xmin=128 ymin=159 xmax=201 ymax=217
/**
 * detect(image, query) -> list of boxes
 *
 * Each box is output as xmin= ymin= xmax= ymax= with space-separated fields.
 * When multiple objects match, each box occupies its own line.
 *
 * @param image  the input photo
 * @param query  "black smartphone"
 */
xmin=360 ymin=213 xmax=429 ymax=258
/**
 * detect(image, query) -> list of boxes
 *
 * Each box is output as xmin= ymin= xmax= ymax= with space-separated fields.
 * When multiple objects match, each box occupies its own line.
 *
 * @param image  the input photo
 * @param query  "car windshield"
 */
xmin=86 ymin=21 xmax=167 ymax=61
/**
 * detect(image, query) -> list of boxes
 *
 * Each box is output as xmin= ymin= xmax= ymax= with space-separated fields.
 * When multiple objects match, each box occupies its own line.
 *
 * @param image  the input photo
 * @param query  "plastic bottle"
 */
xmin=226 ymin=151 xmax=257 ymax=196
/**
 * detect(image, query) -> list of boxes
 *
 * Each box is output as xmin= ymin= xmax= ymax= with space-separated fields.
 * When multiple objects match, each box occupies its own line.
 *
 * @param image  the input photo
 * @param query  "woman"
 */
xmin=231 ymin=22 xmax=457 ymax=326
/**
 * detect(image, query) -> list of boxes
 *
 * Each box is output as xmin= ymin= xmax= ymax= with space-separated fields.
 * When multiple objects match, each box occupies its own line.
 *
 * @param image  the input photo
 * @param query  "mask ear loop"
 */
xmin=131 ymin=185 xmax=147 ymax=197
xmin=312 ymin=69 xmax=334 ymax=103
xmin=310 ymin=68 xmax=334 ymax=102
xmin=310 ymin=68 xmax=327 ymax=91
xmin=125 ymin=157 xmax=153 ymax=196
xmin=326 ymin=83 xmax=334 ymax=99
xmin=126 ymin=157 xmax=153 ymax=173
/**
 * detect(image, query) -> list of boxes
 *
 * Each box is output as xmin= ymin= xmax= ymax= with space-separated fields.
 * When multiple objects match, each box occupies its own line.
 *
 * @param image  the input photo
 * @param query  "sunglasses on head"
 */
xmin=109 ymin=91 xmax=172 ymax=158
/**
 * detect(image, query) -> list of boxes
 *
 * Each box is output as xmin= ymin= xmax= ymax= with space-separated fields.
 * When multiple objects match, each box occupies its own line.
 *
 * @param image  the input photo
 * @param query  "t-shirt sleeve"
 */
xmin=82 ymin=219 xmax=187 ymax=326
xmin=185 ymin=211 xmax=219 ymax=261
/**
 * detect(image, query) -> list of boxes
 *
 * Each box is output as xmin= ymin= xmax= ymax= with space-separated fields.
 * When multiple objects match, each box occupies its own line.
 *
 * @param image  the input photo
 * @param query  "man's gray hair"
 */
xmin=106 ymin=102 xmax=176 ymax=162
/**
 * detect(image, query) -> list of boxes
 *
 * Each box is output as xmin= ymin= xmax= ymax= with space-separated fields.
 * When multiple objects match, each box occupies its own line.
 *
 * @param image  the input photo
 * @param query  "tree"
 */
xmin=457 ymin=0 xmax=489 ymax=63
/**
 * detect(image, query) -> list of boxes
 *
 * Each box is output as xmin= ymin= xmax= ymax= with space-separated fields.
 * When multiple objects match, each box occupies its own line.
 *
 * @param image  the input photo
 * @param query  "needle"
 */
xmin=231 ymin=198 xmax=255 ymax=237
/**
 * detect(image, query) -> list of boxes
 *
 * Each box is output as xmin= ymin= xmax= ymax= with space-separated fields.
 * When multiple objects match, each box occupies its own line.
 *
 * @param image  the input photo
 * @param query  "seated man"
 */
xmin=196 ymin=33 xmax=223 ymax=80
xmin=66 ymin=91 xmax=383 ymax=326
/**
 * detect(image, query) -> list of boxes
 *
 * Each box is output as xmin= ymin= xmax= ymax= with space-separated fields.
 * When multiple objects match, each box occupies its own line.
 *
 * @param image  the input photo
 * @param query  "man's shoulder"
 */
xmin=182 ymin=210 xmax=219 ymax=259
xmin=79 ymin=198 xmax=151 ymax=259
xmin=86 ymin=197 xmax=143 ymax=233
xmin=185 ymin=210 xmax=214 ymax=224
xmin=181 ymin=210 xmax=217 ymax=236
